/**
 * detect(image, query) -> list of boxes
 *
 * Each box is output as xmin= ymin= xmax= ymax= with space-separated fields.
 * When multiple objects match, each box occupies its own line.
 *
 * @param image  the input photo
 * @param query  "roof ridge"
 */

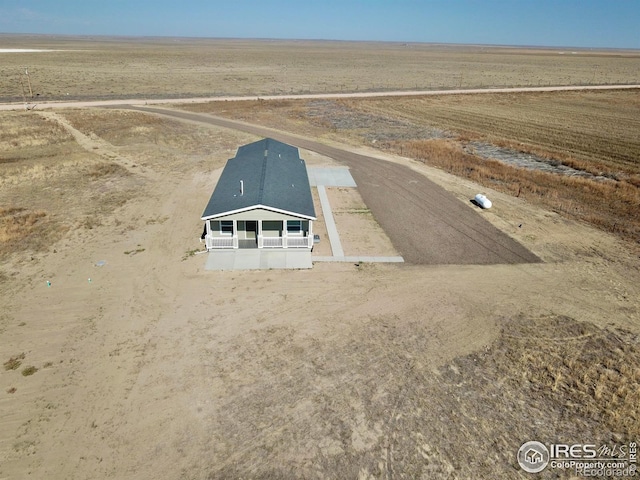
xmin=257 ymin=146 xmax=268 ymax=204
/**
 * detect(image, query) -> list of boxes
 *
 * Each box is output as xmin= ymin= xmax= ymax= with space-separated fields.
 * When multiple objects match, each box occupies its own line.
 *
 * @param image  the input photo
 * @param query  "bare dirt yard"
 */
xmin=1 ymin=37 xmax=639 ymax=479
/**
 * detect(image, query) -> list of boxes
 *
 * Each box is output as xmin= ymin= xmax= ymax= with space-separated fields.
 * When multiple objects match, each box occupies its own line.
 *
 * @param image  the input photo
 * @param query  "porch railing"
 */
xmin=206 ymin=235 xmax=312 ymax=249
xmin=262 ymin=237 xmax=283 ymax=248
xmin=286 ymin=237 xmax=311 ymax=248
xmin=262 ymin=237 xmax=312 ymax=248
xmin=206 ymin=236 xmax=234 ymax=249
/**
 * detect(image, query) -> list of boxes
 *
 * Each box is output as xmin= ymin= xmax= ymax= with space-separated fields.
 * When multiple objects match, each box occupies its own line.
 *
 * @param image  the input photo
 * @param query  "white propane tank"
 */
xmin=475 ymin=193 xmax=492 ymax=209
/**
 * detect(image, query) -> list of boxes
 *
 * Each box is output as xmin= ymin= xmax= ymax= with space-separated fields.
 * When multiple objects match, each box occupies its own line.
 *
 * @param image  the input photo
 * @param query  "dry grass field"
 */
xmin=0 ymin=112 xmax=96 ymax=255
xmin=1 ymin=37 xmax=639 ymax=479
xmin=340 ymin=91 xmax=640 ymax=175
xmin=1 ymin=36 xmax=640 ymax=103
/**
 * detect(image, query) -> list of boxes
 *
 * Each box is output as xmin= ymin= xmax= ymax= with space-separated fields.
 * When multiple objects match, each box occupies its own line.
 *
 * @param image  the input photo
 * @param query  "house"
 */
xmin=201 ymin=138 xmax=316 ymax=250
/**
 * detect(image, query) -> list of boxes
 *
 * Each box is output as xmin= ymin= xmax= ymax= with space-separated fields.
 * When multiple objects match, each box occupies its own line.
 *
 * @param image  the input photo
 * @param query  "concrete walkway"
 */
xmin=313 ymin=256 xmax=404 ymax=263
xmin=316 ymin=185 xmax=345 ymax=258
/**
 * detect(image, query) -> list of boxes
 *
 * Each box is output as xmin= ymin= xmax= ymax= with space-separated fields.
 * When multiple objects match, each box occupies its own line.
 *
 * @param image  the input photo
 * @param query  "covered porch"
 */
xmin=204 ymin=218 xmax=313 ymax=250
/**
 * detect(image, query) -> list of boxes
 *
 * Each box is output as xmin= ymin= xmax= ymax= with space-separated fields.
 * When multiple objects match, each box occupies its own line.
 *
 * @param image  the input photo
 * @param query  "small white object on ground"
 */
xmin=474 ymin=194 xmax=492 ymax=209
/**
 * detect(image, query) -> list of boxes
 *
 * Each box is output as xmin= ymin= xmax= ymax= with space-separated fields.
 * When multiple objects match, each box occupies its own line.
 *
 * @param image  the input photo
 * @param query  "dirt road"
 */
xmin=0 ymin=84 xmax=638 ymax=111
xmin=130 ymin=106 xmax=541 ymax=265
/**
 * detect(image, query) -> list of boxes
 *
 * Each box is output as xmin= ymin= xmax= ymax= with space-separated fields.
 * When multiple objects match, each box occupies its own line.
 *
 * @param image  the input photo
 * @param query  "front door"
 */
xmin=244 ymin=221 xmax=258 ymax=248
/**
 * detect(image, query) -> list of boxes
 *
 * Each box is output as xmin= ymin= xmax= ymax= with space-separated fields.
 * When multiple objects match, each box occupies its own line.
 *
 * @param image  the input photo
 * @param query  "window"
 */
xmin=287 ymin=220 xmax=302 ymax=235
xmin=220 ymin=220 xmax=233 ymax=236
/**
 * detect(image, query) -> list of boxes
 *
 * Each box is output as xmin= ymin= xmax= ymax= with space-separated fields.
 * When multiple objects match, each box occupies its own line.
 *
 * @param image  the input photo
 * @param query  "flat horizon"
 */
xmin=1 ymin=1 xmax=638 ymax=50
xmin=1 ymin=33 xmax=639 ymax=53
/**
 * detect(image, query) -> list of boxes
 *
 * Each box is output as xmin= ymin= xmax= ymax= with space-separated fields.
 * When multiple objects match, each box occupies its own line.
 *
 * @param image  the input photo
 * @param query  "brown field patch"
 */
xmin=0 ymin=207 xmax=47 ymax=244
xmin=377 ymin=314 xmax=640 ymax=477
xmin=339 ymin=90 xmax=640 ymax=177
xmin=0 ymin=111 xmax=139 ymax=261
xmin=0 ymin=110 xmax=75 ymax=164
xmin=1 ymin=37 xmax=639 ymax=103
xmin=398 ymin=138 xmax=640 ymax=243
xmin=58 ymin=108 xmax=252 ymax=172
xmin=187 ymin=311 xmax=640 ymax=478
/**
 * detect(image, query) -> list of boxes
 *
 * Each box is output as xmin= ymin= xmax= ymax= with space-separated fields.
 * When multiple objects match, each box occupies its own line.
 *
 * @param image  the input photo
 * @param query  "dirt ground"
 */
xmin=1 ymin=105 xmax=639 ymax=480
xmin=2 ymin=36 xmax=639 ymax=103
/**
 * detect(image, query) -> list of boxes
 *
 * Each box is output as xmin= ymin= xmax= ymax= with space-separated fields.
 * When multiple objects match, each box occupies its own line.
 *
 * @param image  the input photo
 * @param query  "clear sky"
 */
xmin=0 ymin=0 xmax=638 ymax=49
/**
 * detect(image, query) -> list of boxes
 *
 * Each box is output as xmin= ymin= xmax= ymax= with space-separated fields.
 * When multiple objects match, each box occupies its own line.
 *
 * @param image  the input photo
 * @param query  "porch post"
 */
xmin=258 ymin=220 xmax=263 ymax=248
xmin=232 ymin=219 xmax=238 ymax=249
xmin=282 ymin=220 xmax=287 ymax=248
xmin=206 ymin=220 xmax=212 ymax=250
xmin=308 ymin=220 xmax=313 ymax=248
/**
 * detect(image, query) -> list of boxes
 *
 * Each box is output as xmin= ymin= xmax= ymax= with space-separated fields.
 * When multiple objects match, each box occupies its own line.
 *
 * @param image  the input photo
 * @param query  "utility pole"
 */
xmin=19 ymin=75 xmax=28 ymax=109
xmin=25 ymin=68 xmax=33 ymax=98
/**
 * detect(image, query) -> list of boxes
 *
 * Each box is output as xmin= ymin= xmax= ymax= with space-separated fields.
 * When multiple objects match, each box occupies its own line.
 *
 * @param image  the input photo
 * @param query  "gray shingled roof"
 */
xmin=201 ymin=138 xmax=316 ymax=220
